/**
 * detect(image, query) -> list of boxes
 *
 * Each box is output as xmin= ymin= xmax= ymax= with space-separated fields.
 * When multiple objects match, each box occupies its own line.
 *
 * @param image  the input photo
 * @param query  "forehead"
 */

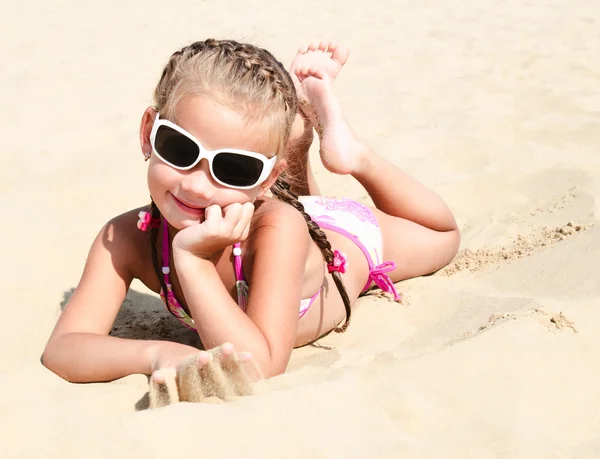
xmin=173 ymin=95 xmax=277 ymax=155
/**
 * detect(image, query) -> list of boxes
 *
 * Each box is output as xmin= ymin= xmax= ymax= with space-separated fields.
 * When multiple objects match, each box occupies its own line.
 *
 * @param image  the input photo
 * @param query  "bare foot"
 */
xmin=148 ymin=343 xmax=261 ymax=409
xmin=289 ymin=41 xmax=350 ymax=104
xmin=285 ymin=42 xmax=350 ymax=195
xmin=295 ymin=67 xmax=366 ymax=175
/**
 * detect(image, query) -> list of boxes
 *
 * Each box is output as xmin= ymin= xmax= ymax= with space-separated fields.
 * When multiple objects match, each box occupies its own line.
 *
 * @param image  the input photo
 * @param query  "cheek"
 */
xmin=217 ymin=190 xmax=255 ymax=207
xmin=233 ymin=188 xmax=259 ymax=203
xmin=147 ymin=161 xmax=176 ymax=197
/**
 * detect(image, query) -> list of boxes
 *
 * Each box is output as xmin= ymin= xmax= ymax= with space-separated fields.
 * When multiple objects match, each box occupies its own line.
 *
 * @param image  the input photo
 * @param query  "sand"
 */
xmin=2 ymin=0 xmax=600 ymax=457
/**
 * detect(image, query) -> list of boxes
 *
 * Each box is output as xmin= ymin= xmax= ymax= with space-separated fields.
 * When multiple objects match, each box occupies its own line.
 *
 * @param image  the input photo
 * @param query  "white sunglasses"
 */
xmin=150 ymin=113 xmax=277 ymax=190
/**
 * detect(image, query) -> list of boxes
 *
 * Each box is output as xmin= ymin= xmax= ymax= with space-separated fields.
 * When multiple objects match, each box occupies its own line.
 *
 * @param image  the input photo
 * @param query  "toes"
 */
xmin=295 ymin=66 xmax=307 ymax=77
xmin=297 ymin=66 xmax=327 ymax=80
xmin=311 ymin=68 xmax=328 ymax=79
xmin=149 ymin=368 xmax=179 ymax=409
xmin=294 ymin=66 xmax=310 ymax=82
xmin=330 ymin=43 xmax=350 ymax=66
xmin=307 ymin=42 xmax=319 ymax=52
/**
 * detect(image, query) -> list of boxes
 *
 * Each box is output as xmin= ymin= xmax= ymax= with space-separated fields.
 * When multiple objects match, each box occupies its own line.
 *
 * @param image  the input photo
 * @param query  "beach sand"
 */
xmin=2 ymin=0 xmax=600 ymax=457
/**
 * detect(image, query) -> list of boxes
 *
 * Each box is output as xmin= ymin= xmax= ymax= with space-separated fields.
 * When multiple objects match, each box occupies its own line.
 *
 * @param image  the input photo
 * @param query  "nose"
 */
xmin=179 ymin=159 xmax=215 ymax=199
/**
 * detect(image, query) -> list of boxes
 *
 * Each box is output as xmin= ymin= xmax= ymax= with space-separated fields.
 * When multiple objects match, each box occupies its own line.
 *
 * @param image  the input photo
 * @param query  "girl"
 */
xmin=42 ymin=39 xmax=460 ymax=406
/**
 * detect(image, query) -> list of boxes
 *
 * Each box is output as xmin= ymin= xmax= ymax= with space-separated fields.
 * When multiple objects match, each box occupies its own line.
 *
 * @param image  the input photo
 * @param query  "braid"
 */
xmin=271 ymin=174 xmax=352 ymax=333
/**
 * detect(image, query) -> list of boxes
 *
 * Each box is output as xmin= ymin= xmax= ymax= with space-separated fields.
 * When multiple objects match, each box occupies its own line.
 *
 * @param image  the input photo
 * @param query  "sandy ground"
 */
xmin=2 ymin=0 xmax=600 ymax=457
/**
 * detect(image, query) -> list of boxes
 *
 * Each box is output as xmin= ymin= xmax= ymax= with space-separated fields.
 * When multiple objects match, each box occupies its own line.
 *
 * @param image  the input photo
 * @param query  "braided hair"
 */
xmin=149 ymin=39 xmax=351 ymax=332
xmin=270 ymin=173 xmax=351 ymax=332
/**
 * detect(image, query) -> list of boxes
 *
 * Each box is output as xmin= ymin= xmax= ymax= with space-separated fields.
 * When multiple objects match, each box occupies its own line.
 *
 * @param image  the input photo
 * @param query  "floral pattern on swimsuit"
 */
xmin=160 ymin=285 xmax=196 ymax=330
xmin=312 ymin=196 xmax=379 ymax=227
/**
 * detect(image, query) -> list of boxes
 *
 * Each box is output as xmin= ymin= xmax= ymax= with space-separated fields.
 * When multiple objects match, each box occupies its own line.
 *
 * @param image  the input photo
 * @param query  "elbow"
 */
xmin=262 ymin=363 xmax=286 ymax=379
xmin=41 ymin=353 xmax=69 ymax=382
xmin=252 ymin=347 xmax=289 ymax=380
xmin=42 ymin=337 xmax=79 ymax=383
xmin=41 ymin=339 xmax=58 ymax=374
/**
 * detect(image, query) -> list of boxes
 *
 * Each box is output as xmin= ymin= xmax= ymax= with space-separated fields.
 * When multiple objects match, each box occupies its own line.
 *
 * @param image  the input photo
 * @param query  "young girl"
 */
xmin=43 ymin=39 xmax=460 ymax=406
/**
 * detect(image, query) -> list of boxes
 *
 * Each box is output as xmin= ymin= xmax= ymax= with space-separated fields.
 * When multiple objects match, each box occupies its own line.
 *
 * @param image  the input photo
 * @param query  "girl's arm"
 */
xmin=174 ymin=203 xmax=309 ymax=378
xmin=43 ymin=214 xmax=198 ymax=382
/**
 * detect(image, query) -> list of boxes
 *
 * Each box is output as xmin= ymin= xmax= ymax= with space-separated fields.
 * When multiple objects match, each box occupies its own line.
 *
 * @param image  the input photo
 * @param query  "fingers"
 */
xmin=176 ymin=351 xmax=214 ymax=402
xmin=238 ymin=202 xmax=254 ymax=241
xmin=222 ymin=202 xmax=242 ymax=224
xmin=148 ymin=345 xmax=260 ymax=408
xmin=202 ymin=203 xmax=252 ymax=241
xmin=224 ymin=202 xmax=254 ymax=241
xmin=204 ymin=203 xmax=223 ymax=221
xmin=175 ymin=344 xmax=261 ymax=403
xmin=149 ymin=367 xmax=179 ymax=408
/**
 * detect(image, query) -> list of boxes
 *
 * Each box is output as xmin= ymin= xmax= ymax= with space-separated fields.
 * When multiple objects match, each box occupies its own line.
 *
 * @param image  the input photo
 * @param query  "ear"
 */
xmin=256 ymin=159 xmax=287 ymax=199
xmin=140 ymin=107 xmax=158 ymax=160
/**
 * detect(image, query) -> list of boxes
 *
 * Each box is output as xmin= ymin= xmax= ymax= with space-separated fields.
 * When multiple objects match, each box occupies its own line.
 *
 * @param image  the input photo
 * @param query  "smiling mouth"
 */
xmin=172 ymin=194 xmax=205 ymax=216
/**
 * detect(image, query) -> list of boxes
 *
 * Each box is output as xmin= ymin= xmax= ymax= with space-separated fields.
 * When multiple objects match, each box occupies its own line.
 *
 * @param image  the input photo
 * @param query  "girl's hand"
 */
xmin=172 ymin=202 xmax=254 ymax=259
xmin=149 ymin=342 xmax=260 ymax=408
xmin=149 ymin=341 xmax=202 ymax=373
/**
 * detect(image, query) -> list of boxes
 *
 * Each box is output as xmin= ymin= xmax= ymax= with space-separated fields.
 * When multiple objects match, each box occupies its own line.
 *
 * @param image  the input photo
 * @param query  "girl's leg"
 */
xmin=285 ymin=112 xmax=321 ymax=196
xmin=296 ymin=67 xmax=460 ymax=282
xmin=284 ymin=42 xmax=350 ymax=197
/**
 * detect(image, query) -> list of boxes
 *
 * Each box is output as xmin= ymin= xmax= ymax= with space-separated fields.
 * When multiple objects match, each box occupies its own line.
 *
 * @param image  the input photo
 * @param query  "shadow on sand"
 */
xmin=59 ymin=287 xmax=203 ymax=410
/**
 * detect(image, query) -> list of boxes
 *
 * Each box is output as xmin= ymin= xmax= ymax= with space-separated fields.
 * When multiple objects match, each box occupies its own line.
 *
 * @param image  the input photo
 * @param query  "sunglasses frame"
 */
xmin=149 ymin=113 xmax=277 ymax=190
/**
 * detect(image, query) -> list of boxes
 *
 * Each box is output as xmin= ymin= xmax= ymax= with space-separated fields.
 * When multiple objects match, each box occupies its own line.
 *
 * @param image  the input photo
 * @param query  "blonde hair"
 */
xmin=154 ymin=39 xmax=298 ymax=158
xmin=150 ymin=39 xmax=352 ymax=332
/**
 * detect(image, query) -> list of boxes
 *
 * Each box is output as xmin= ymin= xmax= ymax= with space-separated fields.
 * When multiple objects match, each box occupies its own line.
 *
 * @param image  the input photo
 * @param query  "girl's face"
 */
xmin=140 ymin=95 xmax=284 ymax=230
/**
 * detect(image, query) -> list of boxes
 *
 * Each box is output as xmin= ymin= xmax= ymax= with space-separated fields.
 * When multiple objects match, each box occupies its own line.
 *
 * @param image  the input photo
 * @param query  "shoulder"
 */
xmin=250 ymin=197 xmax=309 ymax=239
xmin=244 ymin=197 xmax=311 ymax=277
xmin=100 ymin=206 xmax=149 ymax=244
xmin=93 ymin=206 xmax=153 ymax=277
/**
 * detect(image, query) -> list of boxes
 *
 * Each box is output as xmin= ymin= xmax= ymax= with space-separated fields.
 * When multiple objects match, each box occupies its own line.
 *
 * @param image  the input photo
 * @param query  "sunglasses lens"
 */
xmin=213 ymin=153 xmax=265 ymax=187
xmin=155 ymin=125 xmax=199 ymax=168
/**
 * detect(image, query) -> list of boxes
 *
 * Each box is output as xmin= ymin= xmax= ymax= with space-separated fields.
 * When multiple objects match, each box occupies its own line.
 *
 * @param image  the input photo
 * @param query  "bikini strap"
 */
xmin=233 ymin=242 xmax=245 ymax=282
xmin=159 ymin=222 xmax=245 ymax=306
xmin=161 ymin=219 xmax=171 ymax=284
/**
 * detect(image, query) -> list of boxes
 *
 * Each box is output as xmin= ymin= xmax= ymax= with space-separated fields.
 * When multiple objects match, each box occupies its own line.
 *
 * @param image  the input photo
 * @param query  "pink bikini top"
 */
xmin=139 ymin=213 xmax=317 ymax=331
